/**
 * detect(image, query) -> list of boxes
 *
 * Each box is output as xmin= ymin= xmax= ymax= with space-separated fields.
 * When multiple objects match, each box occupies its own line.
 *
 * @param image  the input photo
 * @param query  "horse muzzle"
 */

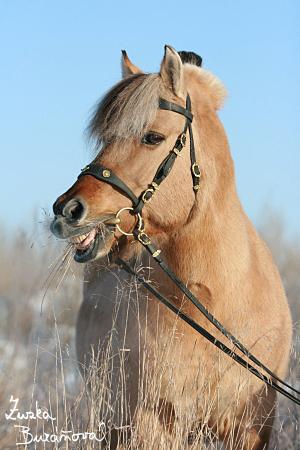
xmin=50 ymin=213 xmax=119 ymax=263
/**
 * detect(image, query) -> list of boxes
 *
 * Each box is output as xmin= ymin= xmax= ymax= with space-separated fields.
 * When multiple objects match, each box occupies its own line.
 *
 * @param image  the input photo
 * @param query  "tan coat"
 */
xmin=53 ymin=47 xmax=292 ymax=449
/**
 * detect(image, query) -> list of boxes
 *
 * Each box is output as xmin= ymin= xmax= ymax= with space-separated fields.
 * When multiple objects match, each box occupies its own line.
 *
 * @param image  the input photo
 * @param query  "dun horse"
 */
xmin=51 ymin=46 xmax=292 ymax=449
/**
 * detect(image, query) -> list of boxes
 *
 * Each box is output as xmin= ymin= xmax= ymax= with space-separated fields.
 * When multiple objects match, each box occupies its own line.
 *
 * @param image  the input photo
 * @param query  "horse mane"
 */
xmin=88 ymin=73 xmax=161 ymax=146
xmin=195 ymin=68 xmax=227 ymax=110
xmin=88 ymin=51 xmax=225 ymax=147
xmin=178 ymin=49 xmax=226 ymax=110
xmin=178 ymin=50 xmax=202 ymax=67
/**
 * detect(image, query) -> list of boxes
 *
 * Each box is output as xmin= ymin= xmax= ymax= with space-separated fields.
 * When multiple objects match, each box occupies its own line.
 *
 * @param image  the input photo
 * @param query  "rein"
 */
xmin=78 ymin=95 xmax=300 ymax=406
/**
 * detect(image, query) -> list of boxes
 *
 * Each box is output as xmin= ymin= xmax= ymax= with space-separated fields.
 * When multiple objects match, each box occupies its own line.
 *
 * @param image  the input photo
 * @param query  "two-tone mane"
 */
xmin=89 ymin=51 xmax=225 ymax=144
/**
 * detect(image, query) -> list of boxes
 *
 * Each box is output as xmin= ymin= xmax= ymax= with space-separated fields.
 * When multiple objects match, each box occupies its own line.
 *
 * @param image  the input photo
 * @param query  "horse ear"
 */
xmin=160 ymin=45 xmax=184 ymax=98
xmin=121 ymin=50 xmax=143 ymax=78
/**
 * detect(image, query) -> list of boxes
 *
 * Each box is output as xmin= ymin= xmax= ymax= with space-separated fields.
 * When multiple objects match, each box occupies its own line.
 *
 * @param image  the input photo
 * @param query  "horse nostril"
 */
xmin=62 ymin=198 xmax=86 ymax=222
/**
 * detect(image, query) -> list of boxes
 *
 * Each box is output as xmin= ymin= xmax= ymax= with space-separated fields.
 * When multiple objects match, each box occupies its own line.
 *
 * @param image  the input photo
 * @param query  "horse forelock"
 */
xmin=88 ymin=63 xmax=227 ymax=151
xmin=88 ymin=73 xmax=161 ymax=147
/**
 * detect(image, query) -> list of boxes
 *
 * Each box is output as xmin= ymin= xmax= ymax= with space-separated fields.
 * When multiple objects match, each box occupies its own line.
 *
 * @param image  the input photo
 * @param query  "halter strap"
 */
xmin=78 ymin=164 xmax=139 ymax=207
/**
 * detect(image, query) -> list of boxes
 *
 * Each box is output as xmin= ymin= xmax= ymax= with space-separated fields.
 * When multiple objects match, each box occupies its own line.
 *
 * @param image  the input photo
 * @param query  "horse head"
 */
xmin=51 ymin=46 xmax=229 ymax=263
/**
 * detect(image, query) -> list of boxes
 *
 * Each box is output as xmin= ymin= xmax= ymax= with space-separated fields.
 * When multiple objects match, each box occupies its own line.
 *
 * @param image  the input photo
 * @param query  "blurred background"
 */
xmin=0 ymin=1 xmax=299 ymax=448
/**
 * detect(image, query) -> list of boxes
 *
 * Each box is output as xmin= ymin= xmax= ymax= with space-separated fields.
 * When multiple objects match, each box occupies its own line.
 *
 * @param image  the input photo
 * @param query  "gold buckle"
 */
xmin=138 ymin=231 xmax=151 ymax=245
xmin=192 ymin=163 xmax=201 ymax=178
xmin=173 ymin=133 xmax=186 ymax=157
xmin=193 ymin=184 xmax=200 ymax=191
xmin=179 ymin=133 xmax=186 ymax=147
xmin=173 ymin=148 xmax=182 ymax=157
xmin=142 ymin=182 xmax=160 ymax=202
xmin=151 ymin=182 xmax=160 ymax=191
xmin=142 ymin=187 xmax=155 ymax=203
xmin=115 ymin=207 xmax=143 ymax=236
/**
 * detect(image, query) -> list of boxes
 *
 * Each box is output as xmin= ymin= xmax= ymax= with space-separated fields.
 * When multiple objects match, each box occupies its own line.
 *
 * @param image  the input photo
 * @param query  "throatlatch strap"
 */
xmin=78 ymin=164 xmax=139 ymax=207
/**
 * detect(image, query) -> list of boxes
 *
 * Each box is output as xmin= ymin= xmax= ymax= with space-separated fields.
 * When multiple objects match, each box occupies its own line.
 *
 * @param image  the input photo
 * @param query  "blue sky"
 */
xmin=1 ymin=1 xmax=299 ymax=235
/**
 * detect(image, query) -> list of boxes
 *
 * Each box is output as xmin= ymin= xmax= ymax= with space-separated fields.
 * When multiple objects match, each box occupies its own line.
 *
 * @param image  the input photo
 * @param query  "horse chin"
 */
xmin=72 ymin=227 xmax=115 ymax=264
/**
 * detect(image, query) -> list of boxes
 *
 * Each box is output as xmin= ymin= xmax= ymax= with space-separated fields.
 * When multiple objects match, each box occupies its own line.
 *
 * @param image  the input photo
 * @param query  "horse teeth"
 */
xmin=70 ymin=233 xmax=89 ymax=244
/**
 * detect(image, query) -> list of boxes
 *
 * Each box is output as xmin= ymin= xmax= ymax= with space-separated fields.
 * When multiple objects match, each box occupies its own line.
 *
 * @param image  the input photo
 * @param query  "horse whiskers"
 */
xmin=47 ymin=243 xmax=72 ymax=270
xmin=40 ymin=244 xmax=74 ymax=314
xmin=98 ymin=226 xmax=107 ymax=244
xmin=67 ymin=218 xmax=117 ymax=251
xmin=54 ymin=250 xmax=74 ymax=293
xmin=81 ymin=214 xmax=120 ymax=229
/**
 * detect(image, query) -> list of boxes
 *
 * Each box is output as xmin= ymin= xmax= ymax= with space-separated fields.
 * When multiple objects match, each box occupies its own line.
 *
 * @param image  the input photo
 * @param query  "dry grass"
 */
xmin=0 ymin=211 xmax=299 ymax=449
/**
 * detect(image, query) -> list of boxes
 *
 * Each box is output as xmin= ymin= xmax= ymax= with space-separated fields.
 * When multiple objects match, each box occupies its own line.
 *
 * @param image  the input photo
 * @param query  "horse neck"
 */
xmin=161 ymin=199 xmax=251 ymax=287
xmin=159 ymin=110 xmax=252 ymax=289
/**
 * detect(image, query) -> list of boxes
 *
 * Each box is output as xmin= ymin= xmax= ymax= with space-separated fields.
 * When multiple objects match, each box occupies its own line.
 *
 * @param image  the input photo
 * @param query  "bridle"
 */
xmin=78 ymin=94 xmax=200 ymax=245
xmin=78 ymin=94 xmax=300 ymax=406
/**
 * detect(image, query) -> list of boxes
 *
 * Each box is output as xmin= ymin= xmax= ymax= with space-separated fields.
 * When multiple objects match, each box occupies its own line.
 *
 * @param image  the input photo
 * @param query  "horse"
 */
xmin=50 ymin=46 xmax=292 ymax=449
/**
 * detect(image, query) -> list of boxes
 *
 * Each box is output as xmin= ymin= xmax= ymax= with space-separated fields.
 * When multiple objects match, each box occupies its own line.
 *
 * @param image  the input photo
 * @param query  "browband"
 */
xmin=159 ymin=97 xmax=193 ymax=122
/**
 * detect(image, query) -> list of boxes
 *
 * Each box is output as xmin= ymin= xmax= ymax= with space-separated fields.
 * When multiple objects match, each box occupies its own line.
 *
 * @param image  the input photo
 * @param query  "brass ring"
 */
xmin=115 ymin=207 xmax=143 ymax=236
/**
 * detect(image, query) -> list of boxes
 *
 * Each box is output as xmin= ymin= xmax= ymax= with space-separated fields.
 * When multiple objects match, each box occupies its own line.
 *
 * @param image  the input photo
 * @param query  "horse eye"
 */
xmin=141 ymin=132 xmax=165 ymax=146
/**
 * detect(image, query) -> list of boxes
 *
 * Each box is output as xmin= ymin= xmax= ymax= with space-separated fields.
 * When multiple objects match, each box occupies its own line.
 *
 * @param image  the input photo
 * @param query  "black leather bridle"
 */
xmin=78 ymin=94 xmax=200 ymax=216
xmin=78 ymin=94 xmax=300 ymax=406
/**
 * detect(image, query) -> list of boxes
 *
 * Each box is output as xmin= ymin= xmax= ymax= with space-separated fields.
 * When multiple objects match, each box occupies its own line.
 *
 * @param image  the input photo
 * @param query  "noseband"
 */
xmin=77 ymin=94 xmax=300 ymax=406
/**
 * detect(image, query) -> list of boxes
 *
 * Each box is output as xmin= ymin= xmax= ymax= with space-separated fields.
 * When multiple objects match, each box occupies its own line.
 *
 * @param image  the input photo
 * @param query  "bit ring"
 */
xmin=115 ymin=207 xmax=143 ymax=236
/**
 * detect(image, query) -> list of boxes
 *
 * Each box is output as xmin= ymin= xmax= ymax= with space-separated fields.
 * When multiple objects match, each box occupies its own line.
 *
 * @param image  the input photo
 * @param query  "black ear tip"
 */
xmin=121 ymin=49 xmax=127 ymax=57
xmin=164 ymin=44 xmax=177 ymax=54
xmin=178 ymin=51 xmax=202 ymax=67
